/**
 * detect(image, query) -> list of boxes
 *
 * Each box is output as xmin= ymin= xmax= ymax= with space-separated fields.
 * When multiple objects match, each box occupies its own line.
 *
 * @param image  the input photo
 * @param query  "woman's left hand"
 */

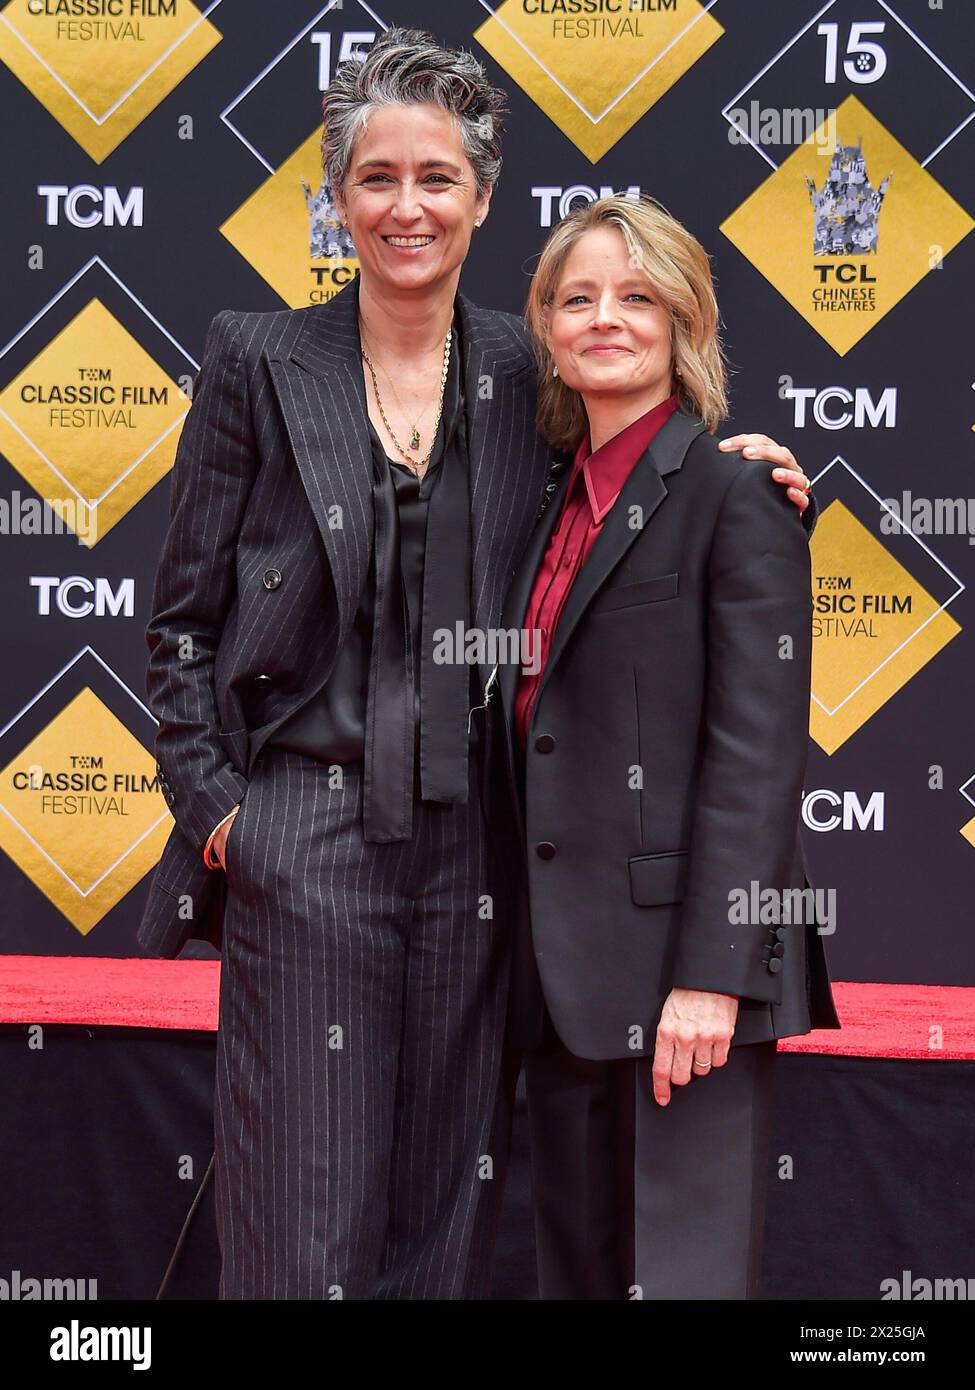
xmin=718 ymin=432 xmax=811 ymax=514
xmin=651 ymin=987 xmax=739 ymax=1107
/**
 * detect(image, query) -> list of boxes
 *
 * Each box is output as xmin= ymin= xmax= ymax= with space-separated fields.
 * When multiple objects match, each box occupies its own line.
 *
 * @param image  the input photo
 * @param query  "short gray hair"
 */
xmin=320 ymin=27 xmax=508 ymax=200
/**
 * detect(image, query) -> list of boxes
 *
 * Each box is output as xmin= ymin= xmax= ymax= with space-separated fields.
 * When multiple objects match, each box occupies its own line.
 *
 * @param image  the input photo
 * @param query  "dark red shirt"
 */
xmin=515 ymin=393 xmax=680 ymax=748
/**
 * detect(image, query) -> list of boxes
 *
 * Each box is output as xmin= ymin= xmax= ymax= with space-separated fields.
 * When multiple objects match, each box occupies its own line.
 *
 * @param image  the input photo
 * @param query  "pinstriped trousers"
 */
xmin=213 ymin=745 xmax=511 ymax=1299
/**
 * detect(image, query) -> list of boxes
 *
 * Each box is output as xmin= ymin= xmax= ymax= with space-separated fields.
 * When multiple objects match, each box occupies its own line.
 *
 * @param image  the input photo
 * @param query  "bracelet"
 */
xmin=202 ymin=806 xmax=239 ymax=870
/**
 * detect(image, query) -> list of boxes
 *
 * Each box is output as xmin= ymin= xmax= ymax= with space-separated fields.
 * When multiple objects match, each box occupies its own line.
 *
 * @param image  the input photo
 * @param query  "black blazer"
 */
xmin=497 ymin=405 xmax=841 ymax=1060
xmin=137 ymin=275 xmax=553 ymax=958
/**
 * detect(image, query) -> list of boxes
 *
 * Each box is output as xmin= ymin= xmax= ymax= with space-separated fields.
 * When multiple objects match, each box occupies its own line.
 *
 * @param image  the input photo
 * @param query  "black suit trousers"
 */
xmin=523 ymin=1009 xmax=778 ymax=1300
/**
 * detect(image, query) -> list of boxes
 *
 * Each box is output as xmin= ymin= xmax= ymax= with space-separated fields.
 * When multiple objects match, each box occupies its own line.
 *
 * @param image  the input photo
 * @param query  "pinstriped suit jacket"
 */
xmin=138 ymin=273 xmax=555 ymax=958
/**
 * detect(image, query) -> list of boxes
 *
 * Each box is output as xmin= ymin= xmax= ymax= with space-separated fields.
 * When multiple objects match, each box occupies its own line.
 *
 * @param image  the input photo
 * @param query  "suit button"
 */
xmin=536 ymin=841 xmax=556 ymax=860
xmin=252 ymin=673 xmax=273 ymax=688
xmin=775 ymin=927 xmax=788 ymax=942
xmin=771 ymin=942 xmax=785 ymax=958
xmin=767 ymin=957 xmax=783 ymax=974
xmin=535 ymin=734 xmax=555 ymax=753
xmin=262 ymin=568 xmax=282 ymax=590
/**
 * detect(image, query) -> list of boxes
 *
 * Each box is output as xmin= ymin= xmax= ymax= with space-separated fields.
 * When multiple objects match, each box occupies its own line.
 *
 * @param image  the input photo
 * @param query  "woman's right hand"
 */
xmin=651 ymin=987 xmax=739 ymax=1107
xmin=212 ymin=804 xmax=241 ymax=869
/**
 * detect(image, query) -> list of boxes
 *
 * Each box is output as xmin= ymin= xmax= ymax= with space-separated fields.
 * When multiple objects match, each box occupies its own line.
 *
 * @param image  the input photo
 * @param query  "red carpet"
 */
xmin=0 ymin=956 xmax=221 ymax=1033
xmin=1 ymin=957 xmax=973 ymax=1058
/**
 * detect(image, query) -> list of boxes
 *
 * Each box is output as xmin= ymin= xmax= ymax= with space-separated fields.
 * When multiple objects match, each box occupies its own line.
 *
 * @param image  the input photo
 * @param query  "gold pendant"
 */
xmin=409 ymin=427 xmax=420 ymax=451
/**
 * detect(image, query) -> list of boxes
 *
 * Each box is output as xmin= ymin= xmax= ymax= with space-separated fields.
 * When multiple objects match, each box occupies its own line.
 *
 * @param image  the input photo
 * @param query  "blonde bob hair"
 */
xmin=525 ymin=194 xmax=729 ymax=451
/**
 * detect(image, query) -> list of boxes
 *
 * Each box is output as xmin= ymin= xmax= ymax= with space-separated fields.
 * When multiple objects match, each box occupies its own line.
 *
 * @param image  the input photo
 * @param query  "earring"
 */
xmin=474 ymin=219 xmax=482 ymax=228
xmin=552 ymin=365 xmax=559 ymax=378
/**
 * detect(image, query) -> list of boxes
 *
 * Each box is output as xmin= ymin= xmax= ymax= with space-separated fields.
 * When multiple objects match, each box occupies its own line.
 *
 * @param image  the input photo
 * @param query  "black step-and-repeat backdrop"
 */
xmin=1 ymin=0 xmax=972 ymax=989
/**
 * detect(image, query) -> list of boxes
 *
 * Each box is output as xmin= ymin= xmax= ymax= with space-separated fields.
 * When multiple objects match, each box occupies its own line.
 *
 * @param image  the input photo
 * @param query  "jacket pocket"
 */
xmin=628 ymin=850 xmax=688 ymax=906
xmin=217 ymin=726 xmax=249 ymax=777
xmin=590 ymin=571 xmax=678 ymax=614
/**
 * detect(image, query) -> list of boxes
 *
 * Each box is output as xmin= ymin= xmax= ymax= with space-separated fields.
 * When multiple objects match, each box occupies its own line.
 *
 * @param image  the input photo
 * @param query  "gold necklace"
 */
xmin=361 ymin=339 xmax=427 ymax=452
xmin=361 ymin=325 xmax=452 ymax=477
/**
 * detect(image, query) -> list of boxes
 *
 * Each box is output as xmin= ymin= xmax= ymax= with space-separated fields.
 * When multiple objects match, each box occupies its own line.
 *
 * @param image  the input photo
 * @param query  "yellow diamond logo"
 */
xmin=474 ymin=0 xmax=723 ymax=162
xmin=0 ymin=0 xmax=221 ymax=161
xmin=221 ymin=129 xmax=359 ymax=308
xmin=0 ymin=299 xmax=189 ymax=547
xmin=810 ymin=500 xmax=961 ymax=754
xmin=0 ymin=688 xmax=172 ymax=935
xmin=962 ymin=815 xmax=975 ymax=851
xmin=721 ymin=96 xmax=974 ymax=355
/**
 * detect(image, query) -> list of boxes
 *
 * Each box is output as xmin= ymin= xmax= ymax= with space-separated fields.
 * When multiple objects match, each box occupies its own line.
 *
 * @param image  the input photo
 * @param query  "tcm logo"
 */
xmin=38 ymin=186 xmax=143 ymax=228
xmin=803 ymin=789 xmax=885 ymax=832
xmin=532 ymin=184 xmax=641 ymax=228
xmin=31 ymin=577 xmax=135 ymax=618
xmin=781 ymin=381 xmax=897 ymax=430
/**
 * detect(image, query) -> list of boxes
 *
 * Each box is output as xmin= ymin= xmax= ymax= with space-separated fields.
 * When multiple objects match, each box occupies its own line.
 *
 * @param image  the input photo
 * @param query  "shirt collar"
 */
xmin=571 ymin=393 xmax=681 ymax=524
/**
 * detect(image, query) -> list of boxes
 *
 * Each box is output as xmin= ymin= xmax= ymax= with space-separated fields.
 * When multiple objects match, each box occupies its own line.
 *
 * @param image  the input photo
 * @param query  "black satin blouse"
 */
xmin=267 ymin=325 xmax=481 ymax=775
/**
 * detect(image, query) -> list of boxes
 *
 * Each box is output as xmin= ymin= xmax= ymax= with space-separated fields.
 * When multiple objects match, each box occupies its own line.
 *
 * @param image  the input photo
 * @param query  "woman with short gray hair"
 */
xmin=321 ymin=27 xmax=505 ymax=196
xmin=142 ymin=26 xmax=813 ymax=1300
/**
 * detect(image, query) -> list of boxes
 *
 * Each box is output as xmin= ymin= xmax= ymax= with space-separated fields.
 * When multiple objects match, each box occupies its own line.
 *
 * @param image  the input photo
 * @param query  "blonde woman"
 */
xmin=496 ymin=195 xmax=841 ymax=1300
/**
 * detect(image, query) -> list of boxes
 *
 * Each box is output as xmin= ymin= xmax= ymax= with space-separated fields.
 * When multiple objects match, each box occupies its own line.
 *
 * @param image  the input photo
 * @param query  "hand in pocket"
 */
xmin=214 ymin=804 xmax=242 ymax=871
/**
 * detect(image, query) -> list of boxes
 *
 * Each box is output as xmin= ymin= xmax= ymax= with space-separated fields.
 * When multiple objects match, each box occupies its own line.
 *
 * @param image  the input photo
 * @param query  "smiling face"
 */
xmin=544 ymin=224 xmax=676 ymax=411
xmin=333 ymin=101 xmax=491 ymax=298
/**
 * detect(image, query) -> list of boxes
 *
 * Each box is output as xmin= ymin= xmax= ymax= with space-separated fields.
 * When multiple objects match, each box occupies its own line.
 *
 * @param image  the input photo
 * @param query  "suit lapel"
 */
xmin=527 ymin=405 xmax=707 ymax=714
xmin=454 ymin=293 xmax=554 ymax=684
xmin=265 ymin=276 xmax=374 ymax=657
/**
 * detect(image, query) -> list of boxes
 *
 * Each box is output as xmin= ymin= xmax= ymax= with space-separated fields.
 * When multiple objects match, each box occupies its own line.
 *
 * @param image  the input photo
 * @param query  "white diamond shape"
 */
xmin=722 ymin=0 xmax=975 ymax=171
xmin=0 ymin=0 xmax=227 ymax=125
xmin=0 ymin=255 xmax=197 ymax=511
xmin=221 ymin=0 xmax=388 ymax=174
xmin=0 ymin=647 xmax=167 ymax=898
xmin=476 ymin=0 xmax=721 ymax=127
xmin=959 ymin=772 xmax=975 ymax=811
xmin=809 ymin=454 xmax=964 ymax=719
